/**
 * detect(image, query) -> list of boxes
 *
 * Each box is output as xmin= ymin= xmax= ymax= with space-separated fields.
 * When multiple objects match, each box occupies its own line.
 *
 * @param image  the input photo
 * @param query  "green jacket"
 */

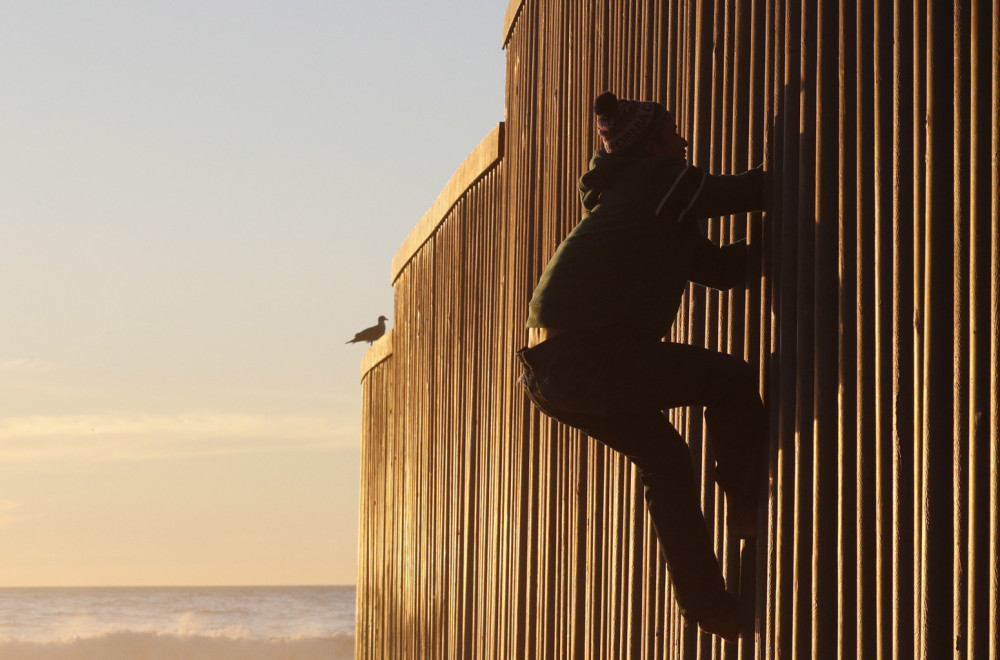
xmin=526 ymin=150 xmax=767 ymax=340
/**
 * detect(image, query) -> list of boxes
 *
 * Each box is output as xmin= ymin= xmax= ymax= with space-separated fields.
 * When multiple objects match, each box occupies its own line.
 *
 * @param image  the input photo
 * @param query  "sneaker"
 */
xmin=696 ymin=596 xmax=741 ymax=642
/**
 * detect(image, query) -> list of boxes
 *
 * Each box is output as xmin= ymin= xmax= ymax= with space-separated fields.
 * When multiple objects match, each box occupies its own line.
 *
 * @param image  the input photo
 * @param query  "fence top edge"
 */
xmin=360 ymin=329 xmax=393 ymax=381
xmin=502 ymin=0 xmax=526 ymax=47
xmin=389 ymin=122 xmax=505 ymax=284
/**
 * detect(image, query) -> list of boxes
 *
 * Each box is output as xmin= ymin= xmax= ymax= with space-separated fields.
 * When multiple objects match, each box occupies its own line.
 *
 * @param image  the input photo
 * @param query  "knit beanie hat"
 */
xmin=593 ymin=91 xmax=665 ymax=153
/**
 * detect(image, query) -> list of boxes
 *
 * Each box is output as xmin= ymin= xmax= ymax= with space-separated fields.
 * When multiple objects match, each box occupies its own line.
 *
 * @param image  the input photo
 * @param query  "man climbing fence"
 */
xmin=517 ymin=91 xmax=769 ymax=643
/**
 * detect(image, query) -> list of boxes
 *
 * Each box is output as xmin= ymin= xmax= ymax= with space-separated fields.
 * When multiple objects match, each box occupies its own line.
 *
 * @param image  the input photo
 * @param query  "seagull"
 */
xmin=346 ymin=315 xmax=388 ymax=345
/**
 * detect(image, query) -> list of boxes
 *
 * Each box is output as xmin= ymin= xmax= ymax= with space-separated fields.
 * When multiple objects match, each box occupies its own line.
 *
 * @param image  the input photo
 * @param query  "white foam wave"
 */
xmin=0 ymin=630 xmax=353 ymax=660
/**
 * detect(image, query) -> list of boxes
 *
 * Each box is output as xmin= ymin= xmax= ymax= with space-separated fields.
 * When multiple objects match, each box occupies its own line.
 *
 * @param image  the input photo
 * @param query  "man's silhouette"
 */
xmin=518 ymin=91 xmax=768 ymax=642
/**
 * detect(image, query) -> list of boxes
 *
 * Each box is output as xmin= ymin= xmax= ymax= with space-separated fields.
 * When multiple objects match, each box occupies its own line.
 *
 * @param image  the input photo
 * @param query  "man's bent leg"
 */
xmin=581 ymin=411 xmax=734 ymax=622
xmin=614 ymin=342 xmax=767 ymax=534
xmin=702 ymin=373 xmax=767 ymax=537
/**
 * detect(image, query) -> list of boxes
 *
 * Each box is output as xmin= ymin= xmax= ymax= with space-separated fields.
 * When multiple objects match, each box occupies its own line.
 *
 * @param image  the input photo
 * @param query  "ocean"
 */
xmin=0 ymin=585 xmax=354 ymax=660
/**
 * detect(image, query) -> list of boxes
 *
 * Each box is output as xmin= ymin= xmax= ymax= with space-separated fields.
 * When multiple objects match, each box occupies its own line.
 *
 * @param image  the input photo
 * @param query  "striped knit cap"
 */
xmin=593 ymin=91 xmax=664 ymax=153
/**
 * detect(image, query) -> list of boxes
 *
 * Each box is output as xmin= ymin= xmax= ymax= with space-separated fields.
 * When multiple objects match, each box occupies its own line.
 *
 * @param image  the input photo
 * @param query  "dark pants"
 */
xmin=517 ymin=330 xmax=766 ymax=621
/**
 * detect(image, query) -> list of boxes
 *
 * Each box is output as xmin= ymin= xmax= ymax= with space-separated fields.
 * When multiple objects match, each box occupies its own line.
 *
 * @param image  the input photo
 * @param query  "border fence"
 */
xmin=358 ymin=1 xmax=1000 ymax=657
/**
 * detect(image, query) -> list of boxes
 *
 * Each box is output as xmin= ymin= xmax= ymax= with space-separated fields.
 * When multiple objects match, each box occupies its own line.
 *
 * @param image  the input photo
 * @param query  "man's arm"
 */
xmin=686 ymin=166 xmax=768 ymax=220
xmin=686 ymin=232 xmax=750 ymax=290
xmin=654 ymin=165 xmax=769 ymax=224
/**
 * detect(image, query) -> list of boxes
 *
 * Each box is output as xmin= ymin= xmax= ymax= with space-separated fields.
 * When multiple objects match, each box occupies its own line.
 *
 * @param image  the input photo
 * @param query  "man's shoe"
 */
xmin=697 ymin=600 xmax=740 ymax=643
xmin=698 ymin=593 xmax=740 ymax=644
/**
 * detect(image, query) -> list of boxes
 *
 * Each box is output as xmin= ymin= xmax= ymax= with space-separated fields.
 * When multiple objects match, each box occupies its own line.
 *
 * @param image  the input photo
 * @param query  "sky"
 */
xmin=0 ymin=1 xmax=506 ymax=586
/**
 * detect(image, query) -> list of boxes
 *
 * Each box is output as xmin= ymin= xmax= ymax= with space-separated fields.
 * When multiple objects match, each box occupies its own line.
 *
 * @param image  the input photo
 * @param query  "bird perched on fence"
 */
xmin=346 ymin=316 xmax=388 ymax=345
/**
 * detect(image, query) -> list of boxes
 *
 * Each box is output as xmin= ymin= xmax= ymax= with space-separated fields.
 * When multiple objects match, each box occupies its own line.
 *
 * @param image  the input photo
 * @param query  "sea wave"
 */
xmin=0 ymin=630 xmax=354 ymax=660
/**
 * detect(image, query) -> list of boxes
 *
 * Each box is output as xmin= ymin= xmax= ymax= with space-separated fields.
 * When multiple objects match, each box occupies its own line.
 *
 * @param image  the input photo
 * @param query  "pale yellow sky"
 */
xmin=0 ymin=447 xmax=359 ymax=586
xmin=0 ymin=1 xmax=504 ymax=586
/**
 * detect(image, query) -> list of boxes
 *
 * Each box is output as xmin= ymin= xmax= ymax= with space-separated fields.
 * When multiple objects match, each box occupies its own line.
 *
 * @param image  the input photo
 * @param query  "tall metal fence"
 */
xmin=358 ymin=1 xmax=1000 ymax=658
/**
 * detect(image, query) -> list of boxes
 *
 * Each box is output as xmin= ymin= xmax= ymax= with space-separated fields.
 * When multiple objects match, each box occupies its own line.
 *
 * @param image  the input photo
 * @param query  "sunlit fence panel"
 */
xmin=359 ymin=1 xmax=1000 ymax=658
